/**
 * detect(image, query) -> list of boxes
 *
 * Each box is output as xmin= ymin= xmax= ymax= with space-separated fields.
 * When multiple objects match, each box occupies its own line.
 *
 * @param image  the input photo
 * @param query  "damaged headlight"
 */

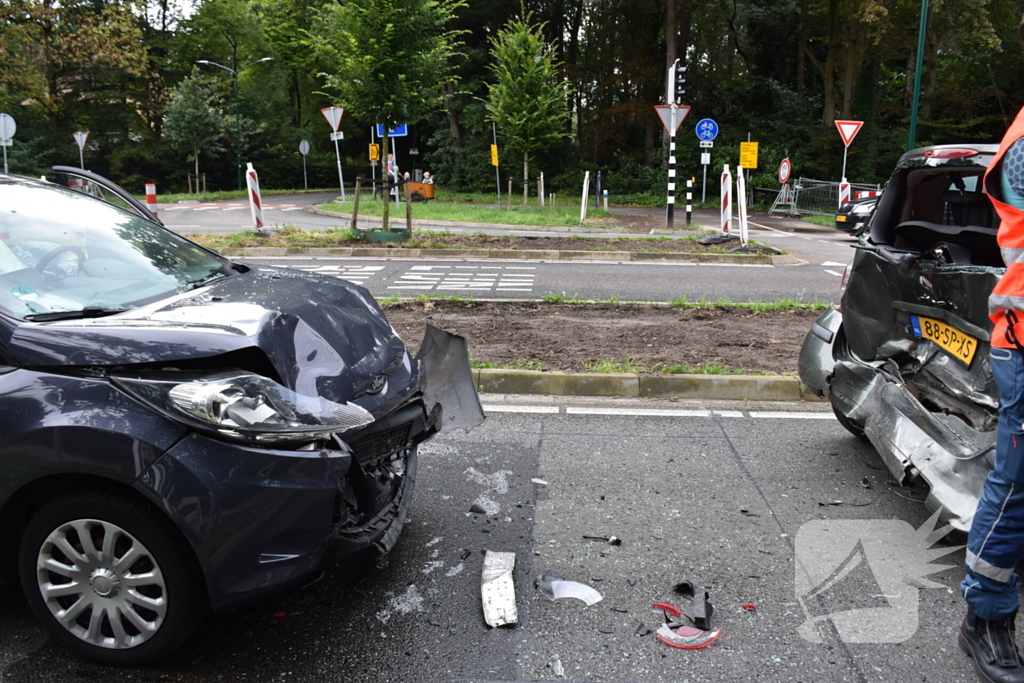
xmin=114 ymin=372 xmax=374 ymax=444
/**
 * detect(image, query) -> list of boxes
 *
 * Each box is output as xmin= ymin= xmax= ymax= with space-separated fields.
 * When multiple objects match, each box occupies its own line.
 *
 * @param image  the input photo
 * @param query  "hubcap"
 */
xmin=36 ymin=519 xmax=167 ymax=650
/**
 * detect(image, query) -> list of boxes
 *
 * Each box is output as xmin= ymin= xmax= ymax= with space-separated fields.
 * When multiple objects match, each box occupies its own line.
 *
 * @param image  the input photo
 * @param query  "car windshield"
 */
xmin=0 ymin=180 xmax=231 ymax=320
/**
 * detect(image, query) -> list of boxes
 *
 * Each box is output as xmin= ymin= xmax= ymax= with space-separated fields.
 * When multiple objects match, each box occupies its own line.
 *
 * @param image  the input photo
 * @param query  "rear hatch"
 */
xmin=841 ymin=145 xmax=1001 ymax=431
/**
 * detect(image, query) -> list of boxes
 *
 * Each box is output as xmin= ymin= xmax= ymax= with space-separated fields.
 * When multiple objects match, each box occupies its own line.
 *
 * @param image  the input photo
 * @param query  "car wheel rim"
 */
xmin=35 ymin=519 xmax=167 ymax=650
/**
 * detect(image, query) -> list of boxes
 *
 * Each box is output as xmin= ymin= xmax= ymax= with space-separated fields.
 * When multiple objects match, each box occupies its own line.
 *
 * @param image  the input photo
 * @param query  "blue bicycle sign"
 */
xmin=695 ymin=119 xmax=719 ymax=141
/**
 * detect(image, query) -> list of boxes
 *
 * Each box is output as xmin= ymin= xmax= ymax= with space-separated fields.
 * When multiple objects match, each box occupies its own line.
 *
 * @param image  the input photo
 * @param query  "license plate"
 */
xmin=836 ymin=215 xmax=847 ymax=222
xmin=910 ymin=315 xmax=978 ymax=366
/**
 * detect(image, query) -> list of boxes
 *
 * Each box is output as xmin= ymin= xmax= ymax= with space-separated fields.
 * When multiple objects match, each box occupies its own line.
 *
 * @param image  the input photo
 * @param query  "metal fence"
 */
xmin=770 ymin=177 xmax=881 ymax=216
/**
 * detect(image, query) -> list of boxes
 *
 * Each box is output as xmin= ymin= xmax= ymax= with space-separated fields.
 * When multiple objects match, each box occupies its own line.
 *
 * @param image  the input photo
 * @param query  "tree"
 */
xmin=485 ymin=14 xmax=568 ymax=206
xmin=163 ymin=73 xmax=225 ymax=186
xmin=310 ymin=0 xmax=466 ymax=231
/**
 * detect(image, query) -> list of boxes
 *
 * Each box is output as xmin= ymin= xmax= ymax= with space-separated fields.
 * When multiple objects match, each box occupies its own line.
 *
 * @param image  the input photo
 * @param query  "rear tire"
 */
xmin=18 ymin=490 xmax=205 ymax=664
xmin=832 ymin=402 xmax=868 ymax=440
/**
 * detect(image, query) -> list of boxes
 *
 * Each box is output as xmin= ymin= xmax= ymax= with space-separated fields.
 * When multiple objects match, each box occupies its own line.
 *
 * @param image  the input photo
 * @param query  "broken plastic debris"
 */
xmin=553 ymin=659 xmax=564 ymax=677
xmin=741 ymin=603 xmax=757 ymax=612
xmin=740 ymin=509 xmax=760 ymax=517
xmin=656 ymin=623 xmax=723 ymax=649
xmin=534 ymin=572 xmax=603 ymax=605
xmin=684 ymin=591 xmax=714 ymax=631
xmin=583 ymin=535 xmax=622 ymax=545
xmin=469 ymin=503 xmax=486 ymax=514
xmin=635 ymin=623 xmax=653 ymax=636
xmin=673 ymin=580 xmax=696 ymax=598
xmin=531 ymin=478 xmax=549 ymax=486
xmin=481 ymin=551 xmax=518 ymax=628
xmin=627 ymin=578 xmax=638 ymax=587
xmin=652 ymin=602 xmax=681 ymax=619
xmin=598 ymin=626 xmax=614 ymax=634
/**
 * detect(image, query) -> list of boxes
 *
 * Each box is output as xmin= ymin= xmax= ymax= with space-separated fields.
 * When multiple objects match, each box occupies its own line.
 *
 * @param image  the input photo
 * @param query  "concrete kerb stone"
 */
xmin=476 ymin=368 xmax=821 ymax=402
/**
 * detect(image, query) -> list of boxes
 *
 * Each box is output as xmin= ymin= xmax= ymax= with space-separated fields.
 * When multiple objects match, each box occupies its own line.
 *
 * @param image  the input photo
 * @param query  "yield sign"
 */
xmin=654 ymin=105 xmax=691 ymax=135
xmin=72 ymin=131 xmax=89 ymax=150
xmin=320 ymin=106 xmax=344 ymax=132
xmin=835 ymin=120 xmax=864 ymax=148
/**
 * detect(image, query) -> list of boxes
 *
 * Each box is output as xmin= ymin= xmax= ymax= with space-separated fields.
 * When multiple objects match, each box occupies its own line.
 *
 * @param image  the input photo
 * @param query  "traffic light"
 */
xmin=674 ymin=63 xmax=687 ymax=105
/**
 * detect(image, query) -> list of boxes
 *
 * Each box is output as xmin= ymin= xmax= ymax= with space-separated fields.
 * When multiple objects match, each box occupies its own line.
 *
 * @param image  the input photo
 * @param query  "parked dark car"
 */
xmin=834 ymin=195 xmax=878 ymax=236
xmin=800 ymin=144 xmax=1001 ymax=532
xmin=0 ymin=169 xmax=483 ymax=663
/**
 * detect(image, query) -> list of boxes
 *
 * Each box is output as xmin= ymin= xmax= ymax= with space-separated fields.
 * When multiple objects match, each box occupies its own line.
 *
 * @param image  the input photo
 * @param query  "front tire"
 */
xmin=18 ymin=490 xmax=205 ymax=664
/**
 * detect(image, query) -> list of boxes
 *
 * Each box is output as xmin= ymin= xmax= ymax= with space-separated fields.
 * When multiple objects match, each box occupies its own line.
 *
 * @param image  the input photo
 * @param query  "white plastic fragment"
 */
xmin=535 ymin=572 xmax=603 ymax=605
xmin=481 ymin=550 xmax=518 ymax=627
xmin=531 ymin=478 xmax=549 ymax=485
xmin=553 ymin=659 xmax=565 ymax=676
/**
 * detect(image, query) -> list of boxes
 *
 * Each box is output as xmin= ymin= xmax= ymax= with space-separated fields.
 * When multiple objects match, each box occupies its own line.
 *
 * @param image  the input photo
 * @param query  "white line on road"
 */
xmin=750 ymin=412 xmax=836 ymax=420
xmin=824 ymin=270 xmax=843 ymax=277
xmin=566 ymin=407 xmax=711 ymax=417
xmin=482 ymin=405 xmax=560 ymax=414
xmin=822 ymin=261 xmax=846 ymax=267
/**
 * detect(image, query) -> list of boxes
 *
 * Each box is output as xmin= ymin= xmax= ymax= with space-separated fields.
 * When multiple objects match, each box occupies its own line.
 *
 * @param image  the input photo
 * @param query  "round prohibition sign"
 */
xmin=778 ymin=158 xmax=792 ymax=184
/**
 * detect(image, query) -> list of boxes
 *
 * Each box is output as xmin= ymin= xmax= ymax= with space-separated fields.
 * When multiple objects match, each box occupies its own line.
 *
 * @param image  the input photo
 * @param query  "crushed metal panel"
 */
xmin=481 ymin=550 xmax=517 ymax=627
xmin=416 ymin=325 xmax=485 ymax=434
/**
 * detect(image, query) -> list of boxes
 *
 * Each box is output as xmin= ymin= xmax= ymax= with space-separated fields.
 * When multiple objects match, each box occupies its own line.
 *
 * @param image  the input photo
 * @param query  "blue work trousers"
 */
xmin=962 ymin=346 xmax=1024 ymax=620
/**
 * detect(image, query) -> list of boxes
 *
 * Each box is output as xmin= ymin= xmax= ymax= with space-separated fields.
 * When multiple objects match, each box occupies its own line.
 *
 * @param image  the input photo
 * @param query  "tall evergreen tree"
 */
xmin=485 ymin=14 xmax=568 ymax=206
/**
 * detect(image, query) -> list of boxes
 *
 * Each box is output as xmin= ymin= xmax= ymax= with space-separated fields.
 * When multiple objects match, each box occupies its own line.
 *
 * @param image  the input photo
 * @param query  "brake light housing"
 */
xmin=922 ymin=148 xmax=978 ymax=159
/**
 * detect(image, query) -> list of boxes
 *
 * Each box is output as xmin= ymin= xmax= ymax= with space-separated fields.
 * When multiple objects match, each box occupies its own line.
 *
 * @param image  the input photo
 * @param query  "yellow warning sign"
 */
xmin=369 ymin=143 xmax=380 ymax=161
xmin=490 ymin=144 xmax=499 ymax=167
xmin=739 ymin=142 xmax=759 ymax=169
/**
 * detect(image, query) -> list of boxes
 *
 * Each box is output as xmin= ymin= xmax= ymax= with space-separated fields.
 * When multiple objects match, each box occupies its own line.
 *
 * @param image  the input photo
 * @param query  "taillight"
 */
xmin=837 ymin=260 xmax=853 ymax=312
xmin=922 ymin=148 xmax=978 ymax=159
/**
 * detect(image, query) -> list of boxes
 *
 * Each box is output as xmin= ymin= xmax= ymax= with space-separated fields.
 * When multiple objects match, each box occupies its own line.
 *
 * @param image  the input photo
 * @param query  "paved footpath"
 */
xmin=0 ymin=397 xmax=976 ymax=682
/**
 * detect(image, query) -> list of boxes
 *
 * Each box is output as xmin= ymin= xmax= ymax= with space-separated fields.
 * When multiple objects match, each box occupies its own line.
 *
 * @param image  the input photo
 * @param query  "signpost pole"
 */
xmin=371 ymin=126 xmax=377 ymax=199
xmin=702 ymin=164 xmax=707 ymax=204
xmin=78 ymin=145 xmax=84 ymax=170
xmin=302 ymin=153 xmax=307 ymax=190
xmin=667 ymin=105 xmax=677 ymax=229
xmin=333 ymin=136 xmax=345 ymax=202
xmin=391 ymin=137 xmax=399 ymax=207
xmin=493 ymin=122 xmax=501 ymax=206
xmin=841 ymin=146 xmax=849 ymax=186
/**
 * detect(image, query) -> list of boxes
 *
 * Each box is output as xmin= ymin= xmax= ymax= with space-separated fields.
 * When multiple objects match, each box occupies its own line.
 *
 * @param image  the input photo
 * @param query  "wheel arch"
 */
xmin=0 ymin=472 xmax=208 ymax=604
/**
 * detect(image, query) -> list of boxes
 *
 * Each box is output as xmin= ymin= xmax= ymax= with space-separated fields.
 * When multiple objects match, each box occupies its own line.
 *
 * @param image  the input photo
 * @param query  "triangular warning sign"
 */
xmin=654 ymin=105 xmax=691 ymax=135
xmin=835 ymin=120 xmax=864 ymax=148
xmin=320 ymin=106 xmax=344 ymax=132
xmin=72 ymin=131 xmax=89 ymax=150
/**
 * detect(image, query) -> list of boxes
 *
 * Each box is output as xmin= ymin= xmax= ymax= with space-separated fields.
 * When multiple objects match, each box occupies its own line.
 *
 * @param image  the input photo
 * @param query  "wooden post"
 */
xmin=404 ymin=179 xmax=413 ymax=234
xmin=507 ymin=180 xmax=513 ymax=210
xmin=351 ymin=177 xmax=362 ymax=232
xmin=187 ymin=174 xmax=192 ymax=194
xmin=538 ymin=173 xmax=545 ymax=208
xmin=202 ymin=174 xmax=206 ymax=194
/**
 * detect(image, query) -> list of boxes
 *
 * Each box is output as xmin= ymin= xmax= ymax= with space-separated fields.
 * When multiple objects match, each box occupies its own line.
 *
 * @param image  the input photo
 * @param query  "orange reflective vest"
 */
xmin=986 ymin=108 xmax=1024 ymax=349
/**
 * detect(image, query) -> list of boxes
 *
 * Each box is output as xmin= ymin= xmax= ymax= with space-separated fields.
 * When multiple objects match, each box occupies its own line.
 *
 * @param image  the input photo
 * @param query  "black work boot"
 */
xmin=959 ymin=608 xmax=1024 ymax=683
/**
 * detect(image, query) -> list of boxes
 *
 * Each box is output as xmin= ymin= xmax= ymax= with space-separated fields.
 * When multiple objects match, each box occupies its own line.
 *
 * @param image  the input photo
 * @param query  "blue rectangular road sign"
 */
xmin=375 ymin=123 xmax=408 ymax=138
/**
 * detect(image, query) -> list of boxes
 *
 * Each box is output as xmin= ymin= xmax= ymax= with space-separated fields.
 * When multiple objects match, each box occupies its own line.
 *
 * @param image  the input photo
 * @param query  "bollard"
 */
xmin=685 ymin=179 xmax=692 ymax=226
xmin=145 ymin=183 xmax=158 ymax=217
xmin=603 ymin=189 xmax=608 ymax=211
xmin=351 ymin=177 xmax=362 ymax=232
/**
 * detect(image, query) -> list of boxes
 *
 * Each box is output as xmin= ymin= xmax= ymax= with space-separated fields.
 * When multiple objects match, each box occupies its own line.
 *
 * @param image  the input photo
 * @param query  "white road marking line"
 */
xmin=714 ymin=411 xmax=745 ymax=417
xmin=387 ymin=285 xmax=434 ymax=289
xmin=493 ymin=288 xmax=533 ymax=291
xmin=750 ymin=412 xmax=836 ymax=420
xmin=822 ymin=261 xmax=846 ymax=267
xmin=223 ymin=207 xmax=245 ymax=211
xmin=192 ymin=207 xmax=219 ymax=211
xmin=162 ymin=206 xmax=189 ymax=211
xmin=505 ymin=266 xmax=537 ymax=270
xmin=824 ymin=269 xmax=843 ymax=277
xmin=282 ymin=207 xmax=302 ymax=211
xmin=566 ymin=407 xmax=711 ymax=417
xmin=483 ymin=405 xmax=560 ymax=414
xmin=412 ymin=265 xmax=450 ymax=270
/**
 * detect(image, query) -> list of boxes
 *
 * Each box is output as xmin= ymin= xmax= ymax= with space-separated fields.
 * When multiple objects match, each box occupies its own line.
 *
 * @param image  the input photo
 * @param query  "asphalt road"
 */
xmin=155 ymin=192 xmax=859 ymax=303
xmin=0 ymin=397 xmax=977 ymax=682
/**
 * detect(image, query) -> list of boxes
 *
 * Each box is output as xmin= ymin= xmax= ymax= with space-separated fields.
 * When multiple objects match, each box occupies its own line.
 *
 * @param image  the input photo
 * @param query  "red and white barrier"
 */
xmin=721 ymin=165 xmax=732 ymax=234
xmin=855 ymin=190 xmax=881 ymax=200
xmin=145 ymin=183 xmax=157 ymax=216
xmin=838 ymin=179 xmax=851 ymax=208
xmin=737 ymin=165 xmax=749 ymax=247
xmin=246 ymin=162 xmax=263 ymax=230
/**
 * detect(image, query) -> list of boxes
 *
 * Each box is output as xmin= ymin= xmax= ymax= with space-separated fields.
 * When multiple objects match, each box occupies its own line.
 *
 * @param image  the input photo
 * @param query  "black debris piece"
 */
xmin=861 ymin=477 xmax=872 ymax=489
xmin=684 ymin=591 xmax=714 ymax=631
xmin=627 ymin=578 xmax=638 ymax=587
xmin=611 ymin=607 xmax=629 ymax=613
xmin=635 ymin=623 xmax=652 ymax=637
xmin=673 ymin=581 xmax=696 ymax=599
xmin=740 ymin=509 xmax=760 ymax=517
xmin=428 ymin=620 xmax=442 ymax=627
xmin=460 ymin=550 xmax=472 ymax=561
xmin=757 ymin=549 xmax=771 ymax=555
xmin=698 ymin=233 xmax=741 ymax=245
xmin=748 ymin=574 xmax=761 ymax=579
xmin=598 ymin=627 xmax=614 ymax=634
xmin=583 ymin=535 xmax=622 ymax=545
xmin=469 ymin=503 xmax=486 ymax=514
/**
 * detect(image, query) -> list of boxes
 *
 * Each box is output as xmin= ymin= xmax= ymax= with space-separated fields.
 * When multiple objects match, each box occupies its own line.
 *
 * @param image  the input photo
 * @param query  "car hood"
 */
xmin=6 ymin=266 xmax=413 ymax=404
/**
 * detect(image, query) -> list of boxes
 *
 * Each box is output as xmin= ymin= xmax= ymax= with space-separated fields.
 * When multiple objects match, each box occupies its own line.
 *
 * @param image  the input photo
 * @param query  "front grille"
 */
xmin=350 ymin=423 xmax=412 ymax=466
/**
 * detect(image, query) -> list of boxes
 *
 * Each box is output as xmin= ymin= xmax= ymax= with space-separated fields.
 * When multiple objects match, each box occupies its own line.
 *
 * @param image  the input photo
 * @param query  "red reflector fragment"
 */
xmin=923 ymin=148 xmax=978 ymax=159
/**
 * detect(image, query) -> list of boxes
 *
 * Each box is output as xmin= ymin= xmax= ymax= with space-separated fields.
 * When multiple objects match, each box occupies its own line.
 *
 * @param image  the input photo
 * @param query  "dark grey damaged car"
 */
xmin=800 ymin=144 xmax=1002 ymax=533
xmin=0 ymin=169 xmax=483 ymax=663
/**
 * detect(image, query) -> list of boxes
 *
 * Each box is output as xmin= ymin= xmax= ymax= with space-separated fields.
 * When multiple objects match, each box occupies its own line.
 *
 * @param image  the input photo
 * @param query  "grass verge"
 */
xmin=320 ymin=199 xmax=612 ymax=227
xmin=801 ymin=214 xmax=835 ymax=227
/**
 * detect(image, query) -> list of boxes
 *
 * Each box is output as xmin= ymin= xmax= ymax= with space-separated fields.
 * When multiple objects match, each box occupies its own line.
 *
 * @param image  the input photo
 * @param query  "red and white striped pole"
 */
xmin=246 ymin=162 xmax=264 ymax=230
xmin=145 ymin=183 xmax=157 ymax=217
xmin=721 ymin=164 xmax=732 ymax=234
xmin=839 ymin=178 xmax=851 ymax=208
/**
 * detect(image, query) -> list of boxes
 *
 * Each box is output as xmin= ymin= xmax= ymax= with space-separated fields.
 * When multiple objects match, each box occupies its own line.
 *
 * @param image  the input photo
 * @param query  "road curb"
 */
xmin=475 ymin=368 xmax=825 ymax=402
xmin=218 ymin=245 xmax=776 ymax=264
xmin=303 ymin=205 xmax=625 ymax=234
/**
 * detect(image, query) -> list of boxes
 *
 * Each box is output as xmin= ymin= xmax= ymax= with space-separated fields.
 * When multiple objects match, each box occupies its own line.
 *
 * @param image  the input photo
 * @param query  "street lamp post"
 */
xmin=907 ymin=0 xmax=930 ymax=151
xmin=196 ymin=57 xmax=273 ymax=190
